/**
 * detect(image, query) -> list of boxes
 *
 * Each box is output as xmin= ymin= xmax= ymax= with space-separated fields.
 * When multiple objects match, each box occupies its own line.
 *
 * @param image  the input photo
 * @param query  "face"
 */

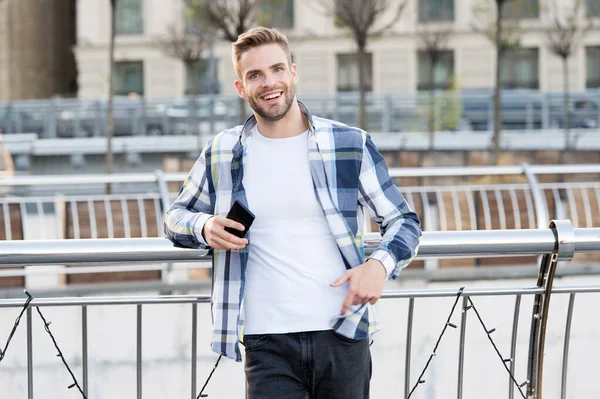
xmin=235 ymin=43 xmax=297 ymax=122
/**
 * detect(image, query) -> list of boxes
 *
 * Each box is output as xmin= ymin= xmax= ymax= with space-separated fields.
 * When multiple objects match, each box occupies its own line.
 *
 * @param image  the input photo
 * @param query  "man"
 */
xmin=165 ymin=27 xmax=421 ymax=399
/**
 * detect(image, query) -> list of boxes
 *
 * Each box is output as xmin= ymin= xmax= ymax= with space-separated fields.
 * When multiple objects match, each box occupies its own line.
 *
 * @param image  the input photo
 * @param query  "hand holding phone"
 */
xmin=224 ymin=200 xmax=255 ymax=238
xmin=201 ymin=200 xmax=254 ymax=250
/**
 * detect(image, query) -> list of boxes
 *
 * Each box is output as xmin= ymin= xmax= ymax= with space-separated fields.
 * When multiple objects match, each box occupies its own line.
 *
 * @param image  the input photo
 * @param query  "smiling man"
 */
xmin=165 ymin=27 xmax=421 ymax=399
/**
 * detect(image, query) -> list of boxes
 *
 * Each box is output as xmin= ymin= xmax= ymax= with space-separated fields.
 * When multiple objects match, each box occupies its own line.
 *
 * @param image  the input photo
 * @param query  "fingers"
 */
xmin=340 ymin=292 xmax=353 ymax=316
xmin=221 ymin=217 xmax=246 ymax=232
xmin=205 ymin=216 xmax=248 ymax=250
xmin=337 ymin=279 xmax=382 ymax=315
xmin=211 ymin=235 xmax=247 ymax=251
xmin=330 ymin=271 xmax=351 ymax=287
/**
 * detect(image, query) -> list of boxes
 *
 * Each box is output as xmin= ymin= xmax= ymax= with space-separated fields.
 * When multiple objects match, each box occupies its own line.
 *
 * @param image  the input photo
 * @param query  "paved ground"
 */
xmin=1 ymin=274 xmax=599 ymax=398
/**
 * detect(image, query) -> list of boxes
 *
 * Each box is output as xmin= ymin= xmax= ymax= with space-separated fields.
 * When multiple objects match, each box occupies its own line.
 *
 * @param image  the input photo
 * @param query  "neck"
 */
xmin=254 ymin=100 xmax=309 ymax=139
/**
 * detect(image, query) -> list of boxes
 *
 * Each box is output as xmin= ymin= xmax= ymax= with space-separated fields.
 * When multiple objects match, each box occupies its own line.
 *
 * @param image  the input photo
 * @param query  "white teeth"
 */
xmin=263 ymin=93 xmax=281 ymax=100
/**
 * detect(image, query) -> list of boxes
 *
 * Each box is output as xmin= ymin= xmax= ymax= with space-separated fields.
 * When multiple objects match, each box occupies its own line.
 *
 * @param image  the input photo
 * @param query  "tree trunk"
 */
xmin=428 ymin=55 xmax=436 ymax=150
xmin=492 ymin=0 xmax=503 ymax=165
xmin=562 ymin=57 xmax=570 ymax=155
xmin=189 ymin=61 xmax=201 ymax=152
xmin=106 ymin=0 xmax=117 ymax=194
xmin=357 ymin=47 xmax=367 ymax=131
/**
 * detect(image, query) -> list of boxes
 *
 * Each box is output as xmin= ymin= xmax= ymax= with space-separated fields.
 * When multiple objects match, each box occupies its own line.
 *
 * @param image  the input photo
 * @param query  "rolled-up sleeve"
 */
xmin=358 ymin=134 xmax=422 ymax=279
xmin=164 ymin=141 xmax=214 ymax=249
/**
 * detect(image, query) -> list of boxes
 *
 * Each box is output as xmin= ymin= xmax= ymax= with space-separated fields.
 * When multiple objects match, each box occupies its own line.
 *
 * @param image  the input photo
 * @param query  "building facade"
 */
xmin=0 ymin=0 xmax=77 ymax=101
xmin=74 ymin=0 xmax=600 ymax=99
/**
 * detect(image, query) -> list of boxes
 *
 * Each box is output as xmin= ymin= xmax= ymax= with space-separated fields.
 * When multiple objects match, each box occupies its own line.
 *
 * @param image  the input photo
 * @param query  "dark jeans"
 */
xmin=243 ymin=330 xmax=371 ymax=399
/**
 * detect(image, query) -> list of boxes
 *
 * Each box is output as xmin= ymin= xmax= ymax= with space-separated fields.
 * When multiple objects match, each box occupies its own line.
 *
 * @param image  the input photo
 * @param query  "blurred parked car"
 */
xmin=552 ymin=99 xmax=598 ymax=129
xmin=57 ymin=99 xmax=165 ymax=138
xmin=461 ymin=90 xmax=600 ymax=131
xmin=154 ymin=98 xmax=236 ymax=135
xmin=0 ymin=106 xmax=45 ymax=135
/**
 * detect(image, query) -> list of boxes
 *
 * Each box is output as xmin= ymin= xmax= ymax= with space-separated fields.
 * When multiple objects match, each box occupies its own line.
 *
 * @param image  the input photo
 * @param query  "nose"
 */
xmin=261 ymin=71 xmax=276 ymax=88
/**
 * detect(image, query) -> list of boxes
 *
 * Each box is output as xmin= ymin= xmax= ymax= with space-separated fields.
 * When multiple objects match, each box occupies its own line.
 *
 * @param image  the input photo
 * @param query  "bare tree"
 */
xmin=106 ymin=0 xmax=117 ymax=193
xmin=545 ymin=0 xmax=592 ymax=153
xmin=185 ymin=0 xmax=262 ymax=124
xmin=472 ymin=0 xmax=522 ymax=163
xmin=316 ymin=0 xmax=406 ymax=130
xmin=417 ymin=26 xmax=451 ymax=149
xmin=155 ymin=25 xmax=211 ymax=147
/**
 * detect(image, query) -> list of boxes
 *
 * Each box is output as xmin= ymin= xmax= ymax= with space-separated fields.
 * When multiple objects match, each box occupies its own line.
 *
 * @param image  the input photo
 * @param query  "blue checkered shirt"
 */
xmin=164 ymin=102 xmax=421 ymax=361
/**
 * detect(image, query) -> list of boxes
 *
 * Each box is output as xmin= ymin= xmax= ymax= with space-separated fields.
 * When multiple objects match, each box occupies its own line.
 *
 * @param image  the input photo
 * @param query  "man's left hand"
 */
xmin=330 ymin=259 xmax=387 ymax=316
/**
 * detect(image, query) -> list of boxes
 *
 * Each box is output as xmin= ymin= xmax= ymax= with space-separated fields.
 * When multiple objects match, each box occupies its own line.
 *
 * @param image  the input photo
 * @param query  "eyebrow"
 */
xmin=245 ymin=63 xmax=286 ymax=78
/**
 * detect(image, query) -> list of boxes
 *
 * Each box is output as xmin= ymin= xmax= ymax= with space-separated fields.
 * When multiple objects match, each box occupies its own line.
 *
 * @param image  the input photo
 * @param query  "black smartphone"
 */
xmin=224 ymin=199 xmax=255 ymax=238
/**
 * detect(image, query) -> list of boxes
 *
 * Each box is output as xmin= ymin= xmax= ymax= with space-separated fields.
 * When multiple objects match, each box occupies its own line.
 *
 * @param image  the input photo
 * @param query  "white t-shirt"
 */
xmin=242 ymin=127 xmax=348 ymax=334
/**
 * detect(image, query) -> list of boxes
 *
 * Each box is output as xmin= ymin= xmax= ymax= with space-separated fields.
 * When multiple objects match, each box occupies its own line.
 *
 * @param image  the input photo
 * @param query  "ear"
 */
xmin=234 ymin=79 xmax=247 ymax=99
xmin=291 ymin=63 xmax=298 ymax=85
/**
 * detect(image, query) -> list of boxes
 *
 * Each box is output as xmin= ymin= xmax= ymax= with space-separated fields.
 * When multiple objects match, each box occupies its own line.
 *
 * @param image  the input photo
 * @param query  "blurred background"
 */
xmin=0 ymin=0 xmax=598 ymax=176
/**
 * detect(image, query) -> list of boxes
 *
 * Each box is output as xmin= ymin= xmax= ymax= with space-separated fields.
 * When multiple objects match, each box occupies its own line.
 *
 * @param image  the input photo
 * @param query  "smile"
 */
xmin=261 ymin=91 xmax=283 ymax=100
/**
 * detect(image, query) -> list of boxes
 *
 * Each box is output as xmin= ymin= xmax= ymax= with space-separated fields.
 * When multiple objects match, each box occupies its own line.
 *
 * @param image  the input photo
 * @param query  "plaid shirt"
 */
xmin=165 ymin=102 xmax=421 ymax=361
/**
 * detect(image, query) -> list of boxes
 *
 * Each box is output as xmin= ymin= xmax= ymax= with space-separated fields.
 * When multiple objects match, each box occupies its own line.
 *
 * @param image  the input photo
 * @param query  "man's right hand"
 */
xmin=202 ymin=216 xmax=249 ymax=250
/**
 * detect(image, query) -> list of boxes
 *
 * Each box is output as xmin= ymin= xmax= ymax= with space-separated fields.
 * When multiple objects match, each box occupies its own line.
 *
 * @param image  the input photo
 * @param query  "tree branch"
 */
xmin=545 ymin=0 xmax=590 ymax=60
xmin=155 ymin=25 xmax=208 ymax=63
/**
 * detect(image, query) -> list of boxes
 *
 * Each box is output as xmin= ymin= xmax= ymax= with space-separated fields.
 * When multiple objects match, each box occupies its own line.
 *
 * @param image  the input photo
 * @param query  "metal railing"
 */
xmin=0 ymin=222 xmax=599 ymax=398
xmin=1 ymin=91 xmax=600 ymax=137
xmin=0 ymin=164 xmax=597 ymax=284
xmin=1 ymin=164 xmax=598 ymax=235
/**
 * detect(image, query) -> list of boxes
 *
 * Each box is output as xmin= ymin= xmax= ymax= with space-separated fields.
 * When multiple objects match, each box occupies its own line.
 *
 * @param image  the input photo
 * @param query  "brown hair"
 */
xmin=232 ymin=27 xmax=292 ymax=80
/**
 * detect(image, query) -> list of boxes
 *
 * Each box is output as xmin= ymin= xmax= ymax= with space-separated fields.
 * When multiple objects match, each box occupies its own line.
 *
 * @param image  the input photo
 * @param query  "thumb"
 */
xmin=330 ymin=271 xmax=351 ymax=287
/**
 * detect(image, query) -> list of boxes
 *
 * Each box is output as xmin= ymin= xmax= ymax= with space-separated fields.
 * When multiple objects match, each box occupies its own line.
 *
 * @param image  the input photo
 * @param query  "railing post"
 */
xmin=154 ymin=170 xmax=171 ymax=216
xmin=404 ymin=298 xmax=414 ymax=399
xmin=522 ymin=163 xmax=549 ymax=229
xmin=526 ymin=220 xmax=575 ymax=399
xmin=27 ymin=307 xmax=33 ymax=399
xmin=383 ymin=95 xmax=392 ymax=132
xmin=457 ymin=295 xmax=469 ymax=399
xmin=48 ymin=99 xmax=58 ymax=140
xmin=191 ymin=303 xmax=198 ymax=399
xmin=139 ymin=97 xmax=147 ymax=136
xmin=508 ymin=295 xmax=522 ymax=399
xmin=82 ymin=305 xmax=89 ymax=397
xmin=542 ymin=93 xmax=550 ymax=130
xmin=487 ymin=93 xmax=494 ymax=132
xmin=561 ymin=293 xmax=576 ymax=399
xmin=137 ymin=304 xmax=143 ymax=399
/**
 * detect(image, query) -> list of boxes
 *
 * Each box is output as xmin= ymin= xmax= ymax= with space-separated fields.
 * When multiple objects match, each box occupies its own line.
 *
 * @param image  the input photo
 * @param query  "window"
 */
xmin=500 ymin=48 xmax=538 ymax=89
xmin=586 ymin=46 xmax=600 ymax=88
xmin=502 ymin=0 xmax=539 ymax=19
xmin=114 ymin=61 xmax=144 ymax=96
xmin=258 ymin=0 xmax=294 ymax=29
xmin=417 ymin=50 xmax=454 ymax=91
xmin=115 ymin=0 xmax=143 ymax=35
xmin=418 ymin=0 xmax=454 ymax=22
xmin=185 ymin=59 xmax=221 ymax=95
xmin=588 ymin=0 xmax=600 ymax=17
xmin=336 ymin=53 xmax=373 ymax=92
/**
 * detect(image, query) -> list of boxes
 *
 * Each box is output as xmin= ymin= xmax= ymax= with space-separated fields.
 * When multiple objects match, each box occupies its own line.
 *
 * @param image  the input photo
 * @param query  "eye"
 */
xmin=274 ymin=67 xmax=283 ymax=72
xmin=249 ymin=73 xmax=260 ymax=79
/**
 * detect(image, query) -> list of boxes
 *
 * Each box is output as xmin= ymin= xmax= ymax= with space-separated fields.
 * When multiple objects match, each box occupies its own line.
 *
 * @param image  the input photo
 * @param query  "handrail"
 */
xmin=0 ymin=227 xmax=598 ymax=266
xmin=0 ymin=164 xmax=599 ymax=187
xmin=522 ymin=163 xmax=550 ymax=228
